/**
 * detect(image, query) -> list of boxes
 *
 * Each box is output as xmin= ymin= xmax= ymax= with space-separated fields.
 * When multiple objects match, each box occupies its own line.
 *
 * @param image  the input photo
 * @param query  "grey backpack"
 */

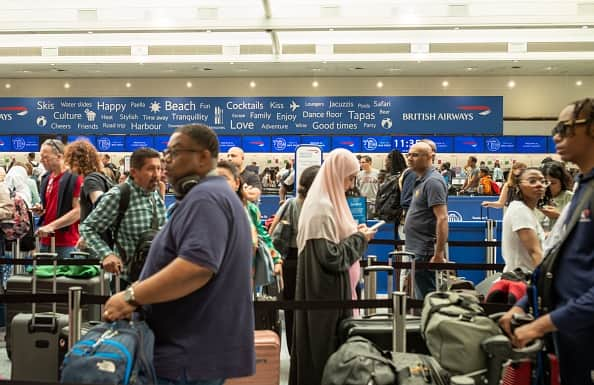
xmin=421 ymin=291 xmax=501 ymax=375
xmin=322 ymin=336 xmax=396 ymax=385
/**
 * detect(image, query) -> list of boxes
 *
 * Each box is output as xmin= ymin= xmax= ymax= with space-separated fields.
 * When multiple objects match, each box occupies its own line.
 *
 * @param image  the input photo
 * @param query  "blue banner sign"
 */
xmin=125 ymin=136 xmax=154 ymax=152
xmin=242 ymin=135 xmax=271 ymax=153
xmin=548 ymin=137 xmax=556 ymax=154
xmin=218 ymin=136 xmax=242 ymax=153
xmin=300 ymin=136 xmax=330 ymax=151
xmin=153 ymin=136 xmax=169 ymax=152
xmin=332 ymin=136 xmax=361 ymax=152
xmin=11 ymin=135 xmax=39 ymax=152
xmin=393 ymin=136 xmax=421 ymax=152
xmin=426 ymin=136 xmax=454 ymax=153
xmin=361 ymin=136 xmax=393 ymax=153
xmin=68 ymin=135 xmax=96 ymax=146
xmin=0 ymin=136 xmax=10 ymax=151
xmin=347 ymin=197 xmax=367 ymax=224
xmin=96 ymin=135 xmax=125 ymax=152
xmin=516 ymin=136 xmax=547 ymax=153
xmin=454 ymin=136 xmax=484 ymax=153
xmin=0 ymin=96 xmax=503 ymax=136
xmin=271 ymin=135 xmax=300 ymax=153
xmin=485 ymin=136 xmax=516 ymax=153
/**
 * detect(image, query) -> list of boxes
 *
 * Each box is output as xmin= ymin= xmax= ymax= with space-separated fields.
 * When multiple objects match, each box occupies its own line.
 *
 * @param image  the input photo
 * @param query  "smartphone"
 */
xmin=368 ymin=220 xmax=386 ymax=232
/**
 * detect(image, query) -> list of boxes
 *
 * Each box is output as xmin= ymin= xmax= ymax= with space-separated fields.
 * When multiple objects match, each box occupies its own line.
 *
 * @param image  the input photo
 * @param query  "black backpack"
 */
xmin=112 ymin=183 xmax=159 ymax=282
xmin=374 ymin=173 xmax=403 ymax=223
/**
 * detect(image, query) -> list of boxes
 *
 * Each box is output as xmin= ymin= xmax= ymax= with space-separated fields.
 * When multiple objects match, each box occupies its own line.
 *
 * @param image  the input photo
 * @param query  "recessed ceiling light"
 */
xmin=125 ymin=82 xmax=132 ymax=88
xmin=376 ymin=81 xmax=384 ymax=88
xmin=442 ymin=80 xmax=449 ymax=88
xmin=465 ymin=67 xmax=475 ymax=71
xmin=312 ymin=80 xmax=319 ymax=88
xmin=88 ymin=31 xmax=93 ymax=34
xmin=453 ymin=27 xmax=460 ymax=30
xmin=507 ymin=80 xmax=516 ymax=88
xmin=311 ymin=68 xmax=322 ymax=72
xmin=205 ymin=29 xmax=212 ymax=33
xmin=249 ymin=80 xmax=256 ymax=88
xmin=328 ymin=28 xmax=334 ymax=32
xmin=64 ymin=82 xmax=71 ymax=89
xmin=545 ymin=66 xmax=553 ymax=71
xmin=582 ymin=26 xmax=589 ymax=29
xmin=576 ymin=80 xmax=583 ymax=86
xmin=229 ymin=62 xmax=235 ymax=65
xmin=50 ymin=63 xmax=56 ymax=66
xmin=19 ymin=70 xmax=32 ymax=73
xmin=186 ymin=81 xmax=193 ymax=88
xmin=5 ymin=83 xmax=11 ymax=89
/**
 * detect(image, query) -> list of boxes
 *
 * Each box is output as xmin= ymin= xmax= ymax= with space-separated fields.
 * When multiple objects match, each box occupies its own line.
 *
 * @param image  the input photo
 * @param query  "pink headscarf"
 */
xmin=297 ymin=148 xmax=361 ymax=300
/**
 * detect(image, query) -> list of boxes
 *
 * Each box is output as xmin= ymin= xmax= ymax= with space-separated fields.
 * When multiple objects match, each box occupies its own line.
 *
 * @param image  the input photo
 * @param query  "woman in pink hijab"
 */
xmin=289 ymin=148 xmax=375 ymax=385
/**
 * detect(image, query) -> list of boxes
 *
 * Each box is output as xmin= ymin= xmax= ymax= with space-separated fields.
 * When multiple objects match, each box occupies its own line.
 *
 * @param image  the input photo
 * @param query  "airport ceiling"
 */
xmin=0 ymin=0 xmax=593 ymax=79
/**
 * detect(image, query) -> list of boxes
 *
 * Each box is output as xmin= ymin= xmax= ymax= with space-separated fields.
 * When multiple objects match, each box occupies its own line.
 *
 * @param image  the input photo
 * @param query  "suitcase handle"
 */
xmin=68 ymin=251 xmax=91 ymax=259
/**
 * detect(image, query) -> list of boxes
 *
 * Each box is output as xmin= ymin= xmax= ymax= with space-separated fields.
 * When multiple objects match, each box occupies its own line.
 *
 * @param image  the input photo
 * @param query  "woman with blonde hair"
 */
xmin=289 ymin=148 xmax=375 ymax=385
xmin=482 ymin=161 xmax=528 ymax=209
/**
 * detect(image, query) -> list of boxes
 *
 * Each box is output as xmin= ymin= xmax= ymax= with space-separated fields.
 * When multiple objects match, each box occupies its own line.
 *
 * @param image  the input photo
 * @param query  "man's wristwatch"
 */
xmin=123 ymin=286 xmax=140 ymax=308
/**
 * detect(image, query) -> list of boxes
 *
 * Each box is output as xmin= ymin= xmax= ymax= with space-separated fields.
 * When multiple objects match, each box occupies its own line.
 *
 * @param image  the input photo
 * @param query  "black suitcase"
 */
xmin=5 ymin=261 xmax=108 ymax=358
xmin=10 ymin=252 xmax=69 ymax=382
xmin=338 ymin=315 xmax=429 ymax=354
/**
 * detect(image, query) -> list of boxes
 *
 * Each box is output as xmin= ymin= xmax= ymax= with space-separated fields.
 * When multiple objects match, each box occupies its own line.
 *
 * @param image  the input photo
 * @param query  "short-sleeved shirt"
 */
xmin=404 ymin=168 xmax=448 ymax=255
xmin=502 ymin=200 xmax=545 ymax=272
xmin=80 ymin=172 xmax=112 ymax=222
xmin=465 ymin=166 xmax=480 ymax=192
xmin=400 ymin=168 xmax=416 ymax=210
xmin=140 ymin=176 xmax=255 ymax=381
xmin=42 ymin=171 xmax=82 ymax=247
xmin=357 ymin=169 xmax=380 ymax=204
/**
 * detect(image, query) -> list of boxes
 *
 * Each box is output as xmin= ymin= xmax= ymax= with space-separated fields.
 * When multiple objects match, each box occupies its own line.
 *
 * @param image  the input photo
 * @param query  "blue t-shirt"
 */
xmin=140 ymin=176 xmax=255 ymax=381
xmin=403 ymin=167 xmax=448 ymax=256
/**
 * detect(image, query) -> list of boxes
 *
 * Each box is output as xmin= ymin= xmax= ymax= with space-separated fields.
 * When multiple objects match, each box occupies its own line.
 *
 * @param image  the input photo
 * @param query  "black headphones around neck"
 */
xmin=173 ymin=175 xmax=202 ymax=199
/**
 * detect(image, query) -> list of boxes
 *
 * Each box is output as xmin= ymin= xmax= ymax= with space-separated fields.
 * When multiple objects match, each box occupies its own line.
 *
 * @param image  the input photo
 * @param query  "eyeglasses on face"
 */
xmin=551 ymin=118 xmax=589 ymax=138
xmin=163 ymin=147 xmax=201 ymax=159
xmin=520 ymin=178 xmax=551 ymax=187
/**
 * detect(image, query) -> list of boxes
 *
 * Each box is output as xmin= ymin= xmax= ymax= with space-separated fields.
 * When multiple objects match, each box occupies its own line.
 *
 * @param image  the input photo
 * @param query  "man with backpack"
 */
xmin=80 ymin=148 xmax=166 ymax=285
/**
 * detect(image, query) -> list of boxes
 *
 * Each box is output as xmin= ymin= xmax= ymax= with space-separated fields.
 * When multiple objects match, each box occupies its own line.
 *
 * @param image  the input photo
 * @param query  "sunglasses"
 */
xmin=551 ymin=118 xmax=589 ymax=137
xmin=45 ymin=139 xmax=64 ymax=154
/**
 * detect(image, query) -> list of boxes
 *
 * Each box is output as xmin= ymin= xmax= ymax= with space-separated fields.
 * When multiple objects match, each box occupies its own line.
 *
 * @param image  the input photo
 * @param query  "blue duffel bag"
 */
xmin=61 ymin=319 xmax=157 ymax=385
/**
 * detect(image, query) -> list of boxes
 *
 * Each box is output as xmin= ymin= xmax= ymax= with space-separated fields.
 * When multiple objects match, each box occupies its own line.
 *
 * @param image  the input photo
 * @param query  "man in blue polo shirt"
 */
xmin=500 ymin=98 xmax=594 ymax=384
xmin=104 ymin=124 xmax=255 ymax=385
xmin=403 ymin=141 xmax=449 ymax=298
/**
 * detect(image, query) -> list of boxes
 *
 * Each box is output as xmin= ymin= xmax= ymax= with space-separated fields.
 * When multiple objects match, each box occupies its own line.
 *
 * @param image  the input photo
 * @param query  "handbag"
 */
xmin=270 ymin=199 xmax=294 ymax=257
xmin=253 ymin=236 xmax=275 ymax=287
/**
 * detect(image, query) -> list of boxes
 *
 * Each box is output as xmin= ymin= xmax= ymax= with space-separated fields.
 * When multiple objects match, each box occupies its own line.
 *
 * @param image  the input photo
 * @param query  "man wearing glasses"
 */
xmin=80 ymin=148 xmax=165 ymax=285
xmin=403 ymin=141 xmax=448 ymax=299
xmin=501 ymin=98 xmax=594 ymax=385
xmin=33 ymin=139 xmax=83 ymax=259
xmin=103 ymin=124 xmax=255 ymax=385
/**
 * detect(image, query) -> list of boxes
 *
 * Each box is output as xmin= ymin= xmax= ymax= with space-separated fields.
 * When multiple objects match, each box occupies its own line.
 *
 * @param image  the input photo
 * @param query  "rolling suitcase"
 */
xmin=339 ymin=261 xmax=429 ymax=354
xmin=226 ymin=330 xmax=281 ymax=385
xmin=10 ymin=250 xmax=69 ymax=382
xmin=5 ymin=248 xmax=108 ymax=357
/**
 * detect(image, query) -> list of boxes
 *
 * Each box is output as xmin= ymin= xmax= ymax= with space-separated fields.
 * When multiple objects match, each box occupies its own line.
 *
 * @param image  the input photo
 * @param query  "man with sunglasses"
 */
xmin=33 ymin=139 xmax=83 ymax=258
xmin=500 ymin=98 xmax=594 ymax=384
